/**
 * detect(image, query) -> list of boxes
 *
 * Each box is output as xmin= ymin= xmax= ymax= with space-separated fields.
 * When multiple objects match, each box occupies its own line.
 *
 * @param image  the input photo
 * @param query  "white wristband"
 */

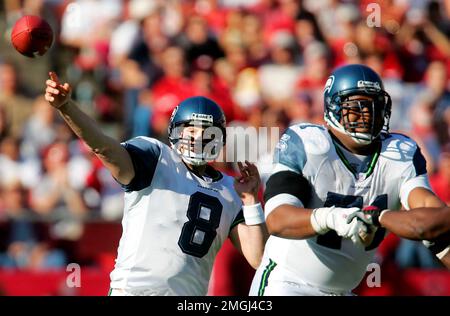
xmin=243 ymin=203 xmax=265 ymax=225
xmin=310 ymin=207 xmax=332 ymax=235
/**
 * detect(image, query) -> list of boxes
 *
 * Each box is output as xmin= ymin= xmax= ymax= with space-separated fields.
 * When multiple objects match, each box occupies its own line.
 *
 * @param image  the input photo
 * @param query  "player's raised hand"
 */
xmin=234 ymin=160 xmax=261 ymax=205
xmin=45 ymin=72 xmax=72 ymax=109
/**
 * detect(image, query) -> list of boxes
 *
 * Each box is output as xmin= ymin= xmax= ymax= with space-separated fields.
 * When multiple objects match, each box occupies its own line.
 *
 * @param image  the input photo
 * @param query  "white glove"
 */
xmin=311 ymin=206 xmax=369 ymax=246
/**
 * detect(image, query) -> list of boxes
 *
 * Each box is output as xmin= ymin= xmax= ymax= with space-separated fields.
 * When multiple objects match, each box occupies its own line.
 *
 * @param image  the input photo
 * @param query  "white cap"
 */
xmin=129 ymin=0 xmax=157 ymax=21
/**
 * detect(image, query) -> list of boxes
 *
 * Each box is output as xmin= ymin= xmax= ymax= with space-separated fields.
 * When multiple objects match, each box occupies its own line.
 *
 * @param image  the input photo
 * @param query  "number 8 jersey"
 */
xmin=260 ymin=123 xmax=431 ymax=293
xmin=110 ymin=137 xmax=244 ymax=295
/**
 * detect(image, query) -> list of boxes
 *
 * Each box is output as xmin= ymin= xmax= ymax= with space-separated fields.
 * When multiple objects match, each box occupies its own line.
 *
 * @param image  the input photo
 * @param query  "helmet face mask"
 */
xmin=170 ymin=123 xmax=224 ymax=166
xmin=168 ymin=96 xmax=227 ymax=166
xmin=324 ymin=65 xmax=392 ymax=144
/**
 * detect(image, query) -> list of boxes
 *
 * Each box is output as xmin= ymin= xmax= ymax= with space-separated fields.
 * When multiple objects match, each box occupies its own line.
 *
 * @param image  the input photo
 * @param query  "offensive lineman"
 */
xmin=250 ymin=64 xmax=450 ymax=296
xmin=45 ymin=72 xmax=268 ymax=296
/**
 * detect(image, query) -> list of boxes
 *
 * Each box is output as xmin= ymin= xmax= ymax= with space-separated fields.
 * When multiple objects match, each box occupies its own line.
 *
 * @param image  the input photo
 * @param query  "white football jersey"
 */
xmin=260 ymin=123 xmax=431 ymax=293
xmin=109 ymin=137 xmax=244 ymax=295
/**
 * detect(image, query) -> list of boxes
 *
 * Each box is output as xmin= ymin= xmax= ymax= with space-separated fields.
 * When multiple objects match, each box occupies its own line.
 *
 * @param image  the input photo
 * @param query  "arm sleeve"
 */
xmin=119 ymin=137 xmax=161 ymax=192
xmin=399 ymin=146 xmax=432 ymax=210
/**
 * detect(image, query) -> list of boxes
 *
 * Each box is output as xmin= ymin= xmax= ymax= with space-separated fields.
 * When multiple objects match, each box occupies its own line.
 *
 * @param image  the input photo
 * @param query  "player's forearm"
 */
xmin=230 ymin=223 xmax=268 ymax=269
xmin=266 ymin=205 xmax=316 ymax=239
xmin=242 ymin=224 xmax=269 ymax=269
xmin=58 ymin=100 xmax=134 ymax=183
xmin=58 ymin=100 xmax=118 ymax=154
xmin=380 ymin=207 xmax=450 ymax=240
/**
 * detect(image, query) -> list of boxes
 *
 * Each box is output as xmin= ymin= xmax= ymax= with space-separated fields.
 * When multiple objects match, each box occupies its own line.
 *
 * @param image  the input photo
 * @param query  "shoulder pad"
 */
xmin=289 ymin=124 xmax=331 ymax=155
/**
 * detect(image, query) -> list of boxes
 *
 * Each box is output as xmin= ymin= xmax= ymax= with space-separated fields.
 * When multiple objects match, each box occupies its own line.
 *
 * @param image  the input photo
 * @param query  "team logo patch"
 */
xmin=324 ymin=75 xmax=335 ymax=94
xmin=357 ymin=80 xmax=381 ymax=90
xmin=191 ymin=113 xmax=213 ymax=123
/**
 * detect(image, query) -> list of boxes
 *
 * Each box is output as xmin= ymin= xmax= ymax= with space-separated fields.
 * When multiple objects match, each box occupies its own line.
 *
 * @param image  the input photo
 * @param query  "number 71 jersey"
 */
xmin=109 ymin=137 xmax=244 ymax=295
xmin=264 ymin=123 xmax=431 ymax=292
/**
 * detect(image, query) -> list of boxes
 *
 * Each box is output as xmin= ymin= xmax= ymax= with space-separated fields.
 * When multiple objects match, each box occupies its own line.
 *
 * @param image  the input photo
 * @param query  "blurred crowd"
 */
xmin=0 ymin=0 xmax=449 ymax=273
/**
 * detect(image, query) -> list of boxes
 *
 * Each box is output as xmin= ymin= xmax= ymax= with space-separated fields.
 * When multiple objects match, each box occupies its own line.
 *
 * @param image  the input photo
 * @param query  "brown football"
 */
xmin=11 ymin=15 xmax=53 ymax=58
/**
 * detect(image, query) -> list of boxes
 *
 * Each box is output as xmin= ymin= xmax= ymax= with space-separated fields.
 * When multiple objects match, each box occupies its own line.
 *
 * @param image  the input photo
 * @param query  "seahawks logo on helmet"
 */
xmin=169 ymin=106 xmax=179 ymax=122
xmin=323 ymin=64 xmax=392 ymax=145
xmin=324 ymin=75 xmax=335 ymax=94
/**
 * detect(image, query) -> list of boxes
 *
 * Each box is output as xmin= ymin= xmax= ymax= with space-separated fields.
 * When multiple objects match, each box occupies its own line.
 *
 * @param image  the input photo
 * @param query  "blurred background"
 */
xmin=0 ymin=0 xmax=449 ymax=296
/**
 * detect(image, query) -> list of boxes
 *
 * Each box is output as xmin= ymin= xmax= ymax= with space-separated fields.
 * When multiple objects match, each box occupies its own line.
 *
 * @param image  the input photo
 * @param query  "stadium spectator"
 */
xmin=430 ymin=143 xmax=450 ymax=205
xmin=150 ymin=45 xmax=193 ymax=138
xmin=30 ymin=142 xmax=87 ymax=219
xmin=0 ymin=0 xmax=449 ymax=295
xmin=175 ymin=15 xmax=224 ymax=65
xmin=20 ymin=96 xmax=57 ymax=160
xmin=423 ymin=61 xmax=450 ymax=145
xmin=0 ymin=61 xmax=33 ymax=139
xmin=108 ymin=0 xmax=158 ymax=68
xmin=0 ymin=137 xmax=39 ymax=189
xmin=258 ymin=30 xmax=300 ymax=107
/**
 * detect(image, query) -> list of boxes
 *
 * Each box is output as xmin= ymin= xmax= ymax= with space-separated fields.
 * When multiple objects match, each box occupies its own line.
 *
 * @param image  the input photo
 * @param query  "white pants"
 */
xmin=249 ymin=257 xmax=354 ymax=296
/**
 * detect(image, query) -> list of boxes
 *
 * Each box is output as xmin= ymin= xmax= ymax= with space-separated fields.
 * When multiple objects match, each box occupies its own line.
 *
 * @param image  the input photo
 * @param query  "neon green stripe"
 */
xmin=365 ymin=145 xmax=381 ymax=178
xmin=107 ymin=288 xmax=112 ymax=296
xmin=333 ymin=141 xmax=381 ymax=180
xmin=258 ymin=259 xmax=277 ymax=296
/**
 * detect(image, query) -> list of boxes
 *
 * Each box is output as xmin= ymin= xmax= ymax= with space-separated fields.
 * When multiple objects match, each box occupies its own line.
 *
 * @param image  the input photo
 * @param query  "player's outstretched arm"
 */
xmin=266 ymin=205 xmax=316 ymax=238
xmin=351 ymin=187 xmax=450 ymax=268
xmin=229 ymin=161 xmax=269 ymax=269
xmin=45 ymin=72 xmax=135 ymax=185
xmin=263 ymin=171 xmax=366 ymax=243
xmin=378 ymin=188 xmax=450 ymax=241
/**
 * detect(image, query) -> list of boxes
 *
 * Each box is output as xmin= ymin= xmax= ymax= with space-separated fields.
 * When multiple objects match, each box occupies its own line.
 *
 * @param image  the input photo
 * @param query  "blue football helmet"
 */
xmin=323 ymin=64 xmax=392 ymax=144
xmin=168 ymin=96 xmax=226 ymax=166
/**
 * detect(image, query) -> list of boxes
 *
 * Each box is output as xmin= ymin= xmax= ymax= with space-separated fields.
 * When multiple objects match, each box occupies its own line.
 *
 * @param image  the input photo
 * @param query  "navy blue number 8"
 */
xmin=316 ymin=192 xmax=387 ymax=251
xmin=178 ymin=192 xmax=223 ymax=258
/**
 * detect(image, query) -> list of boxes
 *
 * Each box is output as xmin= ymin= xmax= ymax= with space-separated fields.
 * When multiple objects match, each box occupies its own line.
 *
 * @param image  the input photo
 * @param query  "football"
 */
xmin=11 ymin=15 xmax=53 ymax=58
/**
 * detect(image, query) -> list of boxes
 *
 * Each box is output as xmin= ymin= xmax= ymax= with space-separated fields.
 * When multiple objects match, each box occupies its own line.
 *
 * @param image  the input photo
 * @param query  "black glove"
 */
xmin=346 ymin=205 xmax=382 ymax=227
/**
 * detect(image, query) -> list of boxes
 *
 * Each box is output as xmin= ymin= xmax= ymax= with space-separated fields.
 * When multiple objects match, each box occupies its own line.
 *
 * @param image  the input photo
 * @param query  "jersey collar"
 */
xmin=329 ymin=132 xmax=381 ymax=180
xmin=183 ymin=162 xmax=224 ymax=183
